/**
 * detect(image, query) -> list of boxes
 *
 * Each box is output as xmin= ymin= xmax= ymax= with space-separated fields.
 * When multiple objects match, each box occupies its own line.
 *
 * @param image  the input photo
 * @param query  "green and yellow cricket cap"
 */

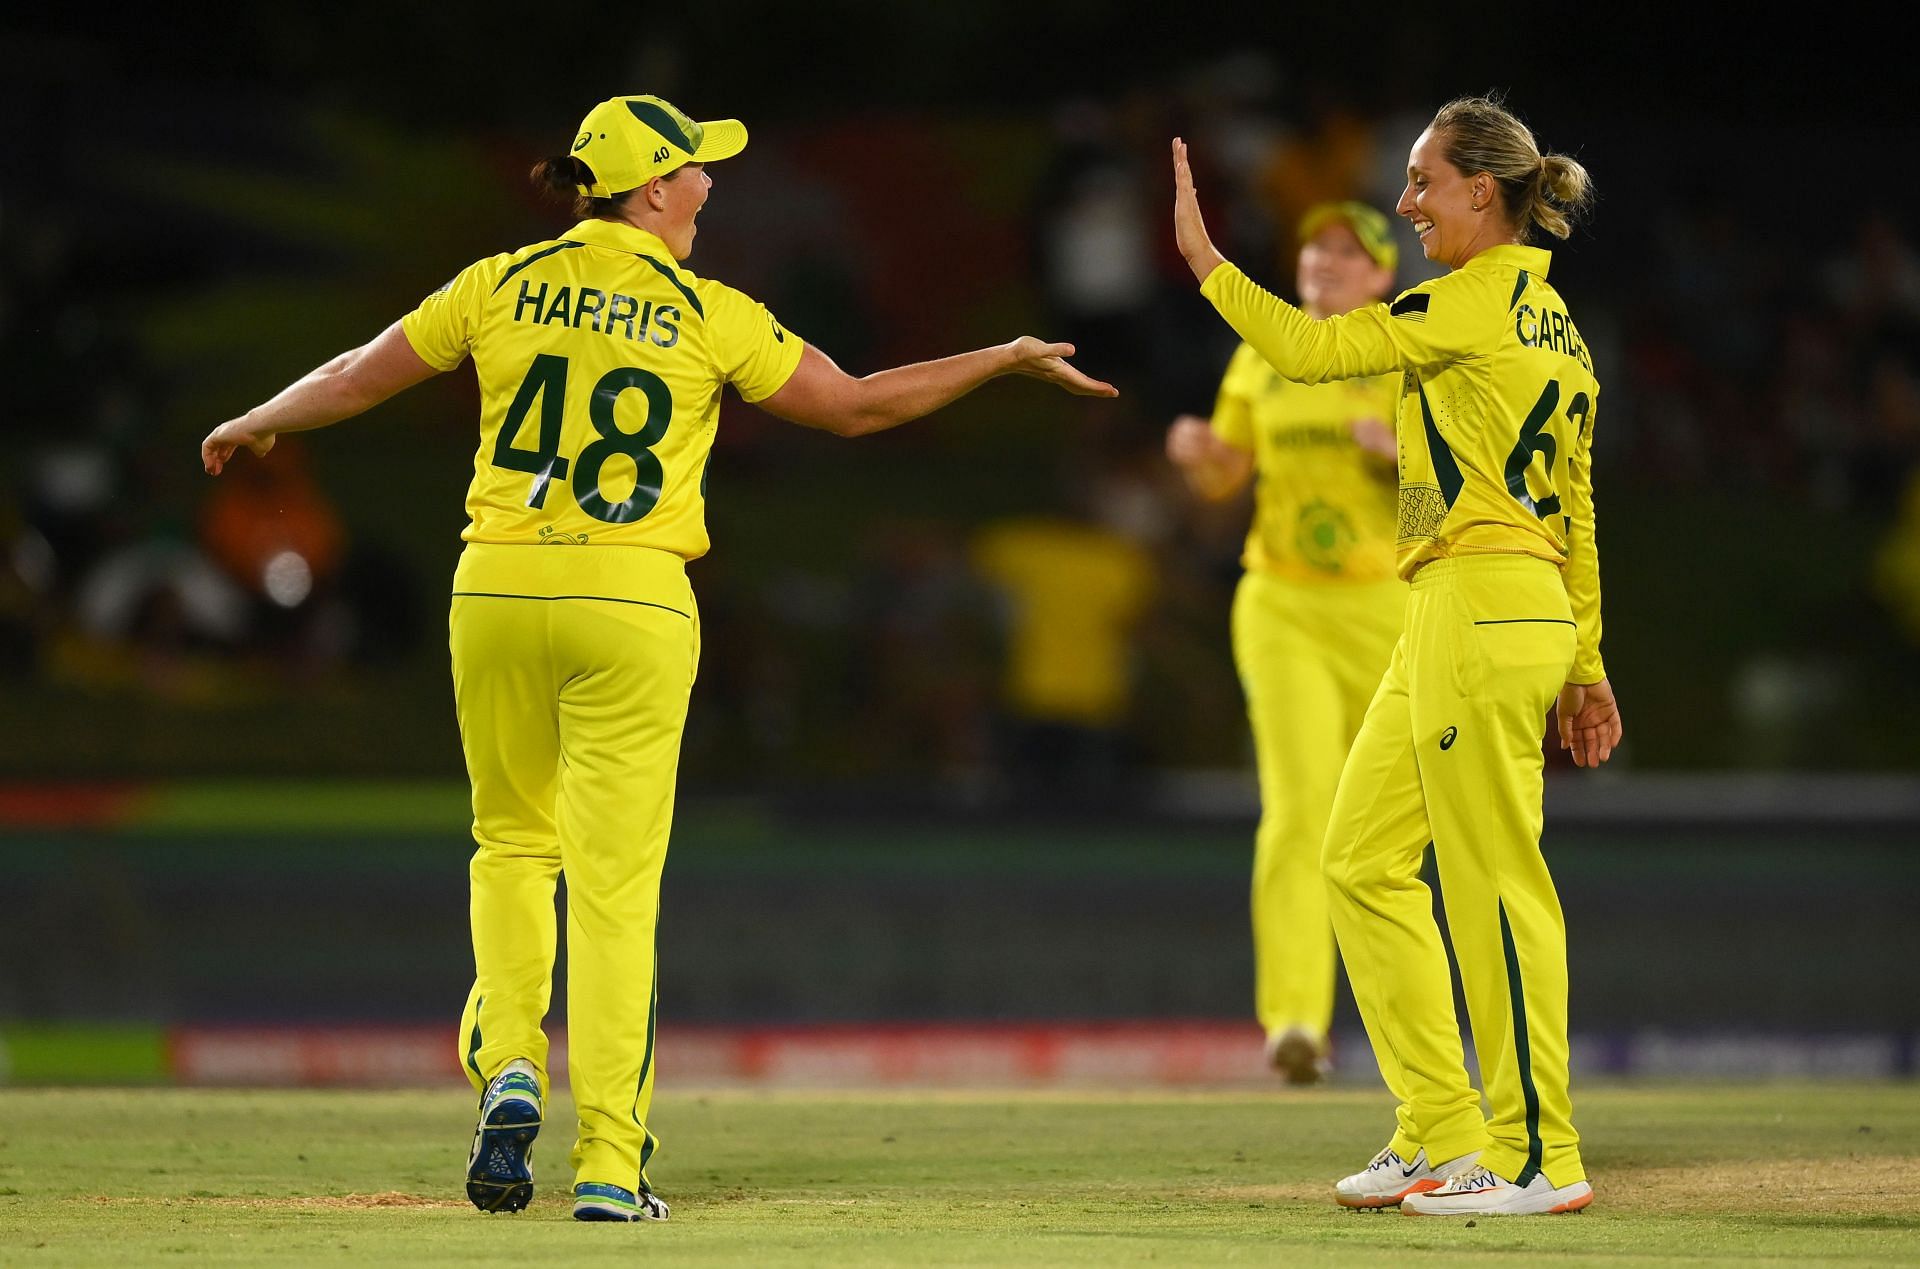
xmin=1298 ymin=200 xmax=1398 ymax=274
xmin=568 ymin=94 xmax=748 ymax=197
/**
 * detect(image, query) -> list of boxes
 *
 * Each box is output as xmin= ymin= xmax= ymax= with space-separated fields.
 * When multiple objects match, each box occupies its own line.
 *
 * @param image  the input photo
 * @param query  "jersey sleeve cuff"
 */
xmin=1198 ymin=259 xmax=1240 ymax=304
xmin=737 ymin=336 xmax=806 ymax=404
xmin=399 ymin=314 xmax=465 ymax=372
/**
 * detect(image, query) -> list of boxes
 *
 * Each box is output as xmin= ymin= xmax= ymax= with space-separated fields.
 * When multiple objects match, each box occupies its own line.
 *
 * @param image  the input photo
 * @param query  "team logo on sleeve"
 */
xmin=768 ymin=313 xmax=785 ymax=343
xmin=1390 ymin=293 xmax=1431 ymax=322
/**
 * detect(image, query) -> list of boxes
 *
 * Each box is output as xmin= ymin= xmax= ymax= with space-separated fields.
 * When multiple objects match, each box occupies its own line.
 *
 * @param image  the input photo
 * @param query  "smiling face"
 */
xmin=1397 ymin=128 xmax=1502 ymax=270
xmin=1296 ymin=220 xmax=1396 ymax=319
xmin=645 ymin=161 xmax=711 ymax=260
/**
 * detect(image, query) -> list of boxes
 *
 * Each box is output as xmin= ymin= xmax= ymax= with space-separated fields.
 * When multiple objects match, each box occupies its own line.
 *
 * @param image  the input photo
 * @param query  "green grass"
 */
xmin=0 ymin=1084 xmax=1915 ymax=1265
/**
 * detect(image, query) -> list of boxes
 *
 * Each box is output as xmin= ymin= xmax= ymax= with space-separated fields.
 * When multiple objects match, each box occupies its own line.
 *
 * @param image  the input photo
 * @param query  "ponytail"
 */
xmin=1431 ymin=95 xmax=1594 ymax=243
xmin=1527 ymin=153 xmax=1594 ymax=241
xmin=528 ymin=155 xmax=633 ymax=220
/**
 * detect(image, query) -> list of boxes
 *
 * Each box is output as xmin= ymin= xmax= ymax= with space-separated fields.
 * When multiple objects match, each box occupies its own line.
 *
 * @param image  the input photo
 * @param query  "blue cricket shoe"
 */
xmin=465 ymin=1060 xmax=542 ymax=1213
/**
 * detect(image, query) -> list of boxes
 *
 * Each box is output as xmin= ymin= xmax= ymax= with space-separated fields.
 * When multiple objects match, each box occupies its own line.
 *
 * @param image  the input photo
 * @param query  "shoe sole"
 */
xmin=573 ymin=1203 xmax=665 ymax=1222
xmin=573 ymin=1196 xmax=670 ymax=1222
xmin=1269 ymin=1032 xmax=1326 ymax=1086
xmin=466 ymin=1100 xmax=540 ymax=1214
xmin=1336 ymin=1178 xmax=1443 ymax=1209
xmin=1403 ymin=1186 xmax=1594 ymax=1216
xmin=573 ymin=1203 xmax=636 ymax=1221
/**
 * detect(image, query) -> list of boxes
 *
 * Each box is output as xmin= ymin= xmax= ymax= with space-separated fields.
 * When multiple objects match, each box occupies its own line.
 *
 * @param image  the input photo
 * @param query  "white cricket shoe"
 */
xmin=1402 ymin=1163 xmax=1593 ymax=1216
xmin=1334 ymin=1145 xmax=1480 ymax=1209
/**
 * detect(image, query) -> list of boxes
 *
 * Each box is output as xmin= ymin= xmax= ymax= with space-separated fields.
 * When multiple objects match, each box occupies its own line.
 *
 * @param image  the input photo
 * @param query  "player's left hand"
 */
xmin=1557 ymin=678 xmax=1623 ymax=768
xmin=202 ymin=417 xmax=276 ymax=475
xmin=1171 ymin=138 xmax=1227 ymax=285
xmin=1005 ymin=338 xmax=1119 ymax=397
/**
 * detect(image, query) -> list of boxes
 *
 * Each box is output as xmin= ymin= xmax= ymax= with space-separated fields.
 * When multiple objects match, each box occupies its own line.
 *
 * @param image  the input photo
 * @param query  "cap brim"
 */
xmin=691 ymin=119 xmax=748 ymax=164
xmin=1296 ymin=206 xmax=1349 ymax=244
xmin=1297 ymin=206 xmax=1396 ymax=272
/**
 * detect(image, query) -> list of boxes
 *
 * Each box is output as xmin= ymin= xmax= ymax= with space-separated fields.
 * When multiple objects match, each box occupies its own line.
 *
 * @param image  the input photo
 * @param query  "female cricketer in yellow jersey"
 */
xmin=1165 ymin=201 xmax=1405 ymax=1084
xmin=202 ymin=93 xmax=1116 ymax=1224
xmin=1174 ymin=95 xmax=1623 ymax=1218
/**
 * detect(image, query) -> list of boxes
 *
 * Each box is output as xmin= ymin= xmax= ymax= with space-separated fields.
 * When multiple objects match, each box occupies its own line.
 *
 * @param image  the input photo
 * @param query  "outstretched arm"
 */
xmin=1175 ymin=138 xmax=1453 ymax=385
xmin=202 ymin=322 xmax=442 ymax=474
xmin=758 ymin=338 xmax=1116 ymax=438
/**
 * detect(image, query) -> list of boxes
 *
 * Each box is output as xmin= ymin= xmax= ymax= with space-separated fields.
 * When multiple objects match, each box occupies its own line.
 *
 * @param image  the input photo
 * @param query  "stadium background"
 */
xmin=2 ymin=6 xmax=1917 ymax=1086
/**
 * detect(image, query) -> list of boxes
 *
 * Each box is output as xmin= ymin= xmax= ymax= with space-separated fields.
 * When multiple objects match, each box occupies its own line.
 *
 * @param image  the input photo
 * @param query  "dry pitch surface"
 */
xmin=1 ymin=1083 xmax=1915 ymax=1265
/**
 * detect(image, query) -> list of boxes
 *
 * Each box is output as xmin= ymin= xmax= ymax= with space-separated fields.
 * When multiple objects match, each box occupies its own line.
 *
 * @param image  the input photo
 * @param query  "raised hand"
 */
xmin=1171 ymin=138 xmax=1227 ymax=285
xmin=1557 ymin=678 xmax=1623 ymax=768
xmin=1004 ymin=338 xmax=1119 ymax=397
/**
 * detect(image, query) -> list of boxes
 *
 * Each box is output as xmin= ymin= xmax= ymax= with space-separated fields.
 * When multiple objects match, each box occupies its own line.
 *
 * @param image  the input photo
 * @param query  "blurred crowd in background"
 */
xmin=5 ymin=29 xmax=1919 ymax=791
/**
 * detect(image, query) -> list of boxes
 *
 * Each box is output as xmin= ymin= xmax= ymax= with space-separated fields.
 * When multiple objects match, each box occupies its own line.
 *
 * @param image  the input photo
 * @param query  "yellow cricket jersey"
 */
xmin=970 ymin=518 xmax=1156 ymax=728
xmin=1201 ymin=244 xmax=1606 ymax=682
xmin=1211 ymin=342 xmax=1399 ymax=584
xmin=402 ymin=218 xmax=804 ymax=560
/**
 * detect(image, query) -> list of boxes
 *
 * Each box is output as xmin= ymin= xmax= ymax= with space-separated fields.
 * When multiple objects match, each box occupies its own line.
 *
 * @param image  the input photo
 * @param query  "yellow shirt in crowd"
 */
xmin=971 ymin=518 xmax=1156 ymax=728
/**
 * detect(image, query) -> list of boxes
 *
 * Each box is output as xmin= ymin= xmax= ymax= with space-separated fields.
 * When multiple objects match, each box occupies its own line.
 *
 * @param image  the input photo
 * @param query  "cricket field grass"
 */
xmin=1 ymin=1083 xmax=1915 ymax=1265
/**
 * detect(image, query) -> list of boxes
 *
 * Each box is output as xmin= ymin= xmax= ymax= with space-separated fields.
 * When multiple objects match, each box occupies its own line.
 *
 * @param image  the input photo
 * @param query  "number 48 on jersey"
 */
xmin=492 ymin=353 xmax=675 ymax=525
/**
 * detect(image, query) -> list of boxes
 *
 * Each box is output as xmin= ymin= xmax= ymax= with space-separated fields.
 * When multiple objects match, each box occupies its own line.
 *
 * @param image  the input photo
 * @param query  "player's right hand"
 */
xmin=1005 ymin=338 xmax=1118 ymax=397
xmin=1171 ymin=138 xmax=1226 ymax=284
xmin=1165 ymin=415 xmax=1218 ymax=467
xmin=201 ymin=416 xmax=276 ymax=475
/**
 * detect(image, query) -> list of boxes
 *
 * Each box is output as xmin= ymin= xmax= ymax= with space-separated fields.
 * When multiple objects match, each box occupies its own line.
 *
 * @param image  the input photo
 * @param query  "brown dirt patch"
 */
xmin=1195 ymin=1182 xmax=1335 ymax=1205
xmin=1605 ymin=1156 xmax=1920 ymax=1218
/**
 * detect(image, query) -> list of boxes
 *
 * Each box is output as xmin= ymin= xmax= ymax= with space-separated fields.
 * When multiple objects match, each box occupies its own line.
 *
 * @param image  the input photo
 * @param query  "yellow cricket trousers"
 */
xmin=1321 ymin=554 xmax=1584 ymax=1188
xmin=1232 ymin=571 xmax=1404 ymax=1042
xmin=449 ymin=542 xmax=698 ymax=1195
